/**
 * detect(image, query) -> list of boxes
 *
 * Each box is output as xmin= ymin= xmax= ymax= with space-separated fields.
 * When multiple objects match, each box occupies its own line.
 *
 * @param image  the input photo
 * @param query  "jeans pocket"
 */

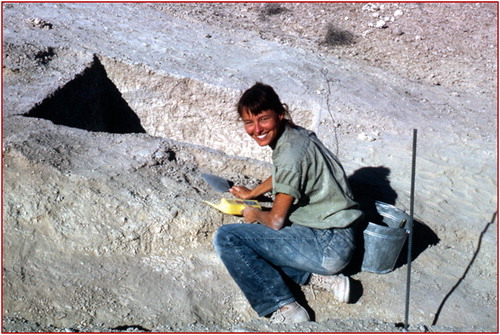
xmin=314 ymin=228 xmax=333 ymax=246
xmin=321 ymin=228 xmax=355 ymax=274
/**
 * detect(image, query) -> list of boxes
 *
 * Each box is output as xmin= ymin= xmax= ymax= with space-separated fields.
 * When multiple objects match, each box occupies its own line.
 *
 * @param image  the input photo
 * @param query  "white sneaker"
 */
xmin=270 ymin=301 xmax=310 ymax=324
xmin=310 ymin=273 xmax=350 ymax=303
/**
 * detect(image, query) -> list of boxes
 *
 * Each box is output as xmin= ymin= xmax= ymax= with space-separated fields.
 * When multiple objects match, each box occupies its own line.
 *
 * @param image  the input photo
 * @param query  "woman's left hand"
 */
xmin=244 ymin=193 xmax=294 ymax=230
xmin=242 ymin=206 xmax=261 ymax=224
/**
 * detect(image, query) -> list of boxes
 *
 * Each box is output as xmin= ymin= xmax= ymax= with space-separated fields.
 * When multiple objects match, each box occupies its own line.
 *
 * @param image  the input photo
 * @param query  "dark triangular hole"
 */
xmin=25 ymin=54 xmax=146 ymax=134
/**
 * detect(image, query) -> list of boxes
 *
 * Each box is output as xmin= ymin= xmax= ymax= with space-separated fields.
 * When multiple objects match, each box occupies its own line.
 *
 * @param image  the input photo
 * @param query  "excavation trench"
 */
xmin=23 ymin=54 xmax=246 ymax=157
xmin=24 ymin=53 xmax=314 ymax=161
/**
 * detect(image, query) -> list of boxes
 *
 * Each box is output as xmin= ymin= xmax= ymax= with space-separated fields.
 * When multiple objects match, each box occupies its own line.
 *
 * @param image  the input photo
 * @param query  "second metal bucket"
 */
xmin=361 ymin=201 xmax=410 ymax=274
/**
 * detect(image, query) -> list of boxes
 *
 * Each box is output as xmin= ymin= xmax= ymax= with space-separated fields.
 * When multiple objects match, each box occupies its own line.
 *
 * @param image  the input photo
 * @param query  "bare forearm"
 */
xmin=230 ymin=176 xmax=273 ymax=199
xmin=242 ymin=192 xmax=293 ymax=231
xmin=254 ymin=210 xmax=286 ymax=230
xmin=250 ymin=176 xmax=272 ymax=198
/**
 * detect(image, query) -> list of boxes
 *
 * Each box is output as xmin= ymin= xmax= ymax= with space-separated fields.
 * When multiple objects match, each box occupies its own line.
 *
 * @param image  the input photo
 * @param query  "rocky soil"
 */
xmin=2 ymin=2 xmax=497 ymax=333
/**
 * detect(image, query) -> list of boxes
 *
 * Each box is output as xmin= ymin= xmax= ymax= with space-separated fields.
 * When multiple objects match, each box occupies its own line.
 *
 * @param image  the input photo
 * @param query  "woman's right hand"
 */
xmin=229 ymin=186 xmax=254 ymax=200
xmin=230 ymin=176 xmax=273 ymax=200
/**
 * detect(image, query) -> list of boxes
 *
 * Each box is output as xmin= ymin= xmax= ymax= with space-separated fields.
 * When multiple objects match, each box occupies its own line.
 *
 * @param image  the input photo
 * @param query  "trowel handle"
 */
xmin=399 ymin=219 xmax=407 ymax=228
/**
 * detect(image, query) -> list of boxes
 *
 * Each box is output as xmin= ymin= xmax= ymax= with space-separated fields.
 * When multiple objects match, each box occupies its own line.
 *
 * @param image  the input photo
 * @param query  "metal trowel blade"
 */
xmin=201 ymin=174 xmax=233 ymax=193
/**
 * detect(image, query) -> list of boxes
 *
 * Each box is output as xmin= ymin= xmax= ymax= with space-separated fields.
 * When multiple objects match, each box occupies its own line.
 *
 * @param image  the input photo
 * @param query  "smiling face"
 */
xmin=241 ymin=109 xmax=284 ymax=147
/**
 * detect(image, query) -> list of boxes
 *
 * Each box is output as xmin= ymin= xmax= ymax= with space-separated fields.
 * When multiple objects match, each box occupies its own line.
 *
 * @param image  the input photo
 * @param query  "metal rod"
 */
xmin=404 ymin=129 xmax=418 ymax=331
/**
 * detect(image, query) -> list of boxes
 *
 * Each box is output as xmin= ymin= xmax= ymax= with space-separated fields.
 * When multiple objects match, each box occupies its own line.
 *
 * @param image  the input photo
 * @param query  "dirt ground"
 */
xmin=2 ymin=2 xmax=498 ymax=333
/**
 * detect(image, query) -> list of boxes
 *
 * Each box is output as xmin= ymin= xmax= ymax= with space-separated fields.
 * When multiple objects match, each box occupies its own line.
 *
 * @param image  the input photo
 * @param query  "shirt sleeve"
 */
xmin=273 ymin=166 xmax=302 ymax=203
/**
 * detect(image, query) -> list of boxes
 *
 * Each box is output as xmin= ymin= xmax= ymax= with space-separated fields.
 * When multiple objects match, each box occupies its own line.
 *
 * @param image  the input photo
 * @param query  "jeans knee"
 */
xmin=213 ymin=225 xmax=230 ymax=256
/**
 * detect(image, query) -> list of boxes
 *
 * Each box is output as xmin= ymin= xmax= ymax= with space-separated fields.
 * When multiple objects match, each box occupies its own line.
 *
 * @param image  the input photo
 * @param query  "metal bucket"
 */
xmin=361 ymin=201 xmax=410 ymax=274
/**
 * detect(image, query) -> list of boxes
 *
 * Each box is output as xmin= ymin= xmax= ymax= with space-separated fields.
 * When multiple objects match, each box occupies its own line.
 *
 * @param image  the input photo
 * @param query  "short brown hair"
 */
xmin=237 ymin=82 xmax=293 ymax=125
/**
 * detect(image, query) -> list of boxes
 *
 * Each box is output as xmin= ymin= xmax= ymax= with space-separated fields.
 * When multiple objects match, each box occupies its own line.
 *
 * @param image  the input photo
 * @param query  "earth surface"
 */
xmin=2 ymin=2 xmax=498 ymax=333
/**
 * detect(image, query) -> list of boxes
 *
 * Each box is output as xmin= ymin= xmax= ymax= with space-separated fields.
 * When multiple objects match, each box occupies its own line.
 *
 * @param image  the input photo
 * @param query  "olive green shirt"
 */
xmin=272 ymin=125 xmax=363 ymax=229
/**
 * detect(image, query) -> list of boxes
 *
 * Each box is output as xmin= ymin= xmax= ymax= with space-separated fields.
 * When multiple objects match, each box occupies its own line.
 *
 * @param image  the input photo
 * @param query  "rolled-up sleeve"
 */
xmin=273 ymin=166 xmax=302 ymax=203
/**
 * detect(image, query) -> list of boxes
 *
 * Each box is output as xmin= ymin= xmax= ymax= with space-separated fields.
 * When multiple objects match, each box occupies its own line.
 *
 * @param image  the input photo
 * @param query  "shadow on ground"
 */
xmin=345 ymin=166 xmax=440 ymax=277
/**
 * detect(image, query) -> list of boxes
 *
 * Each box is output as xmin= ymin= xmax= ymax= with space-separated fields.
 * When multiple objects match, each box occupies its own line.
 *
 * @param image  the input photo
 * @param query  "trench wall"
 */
xmin=98 ymin=55 xmax=316 ymax=162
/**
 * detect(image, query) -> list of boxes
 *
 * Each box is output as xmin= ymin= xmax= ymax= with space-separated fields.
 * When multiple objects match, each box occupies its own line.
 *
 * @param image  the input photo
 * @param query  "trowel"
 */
xmin=201 ymin=173 xmax=233 ymax=193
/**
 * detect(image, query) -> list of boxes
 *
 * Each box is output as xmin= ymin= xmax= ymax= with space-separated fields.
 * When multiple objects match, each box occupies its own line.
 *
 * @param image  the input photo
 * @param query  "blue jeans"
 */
xmin=213 ymin=223 xmax=355 ymax=317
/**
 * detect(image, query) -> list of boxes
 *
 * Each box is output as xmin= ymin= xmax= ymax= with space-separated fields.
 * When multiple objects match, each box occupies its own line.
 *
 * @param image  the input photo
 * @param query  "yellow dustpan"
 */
xmin=204 ymin=198 xmax=261 ymax=216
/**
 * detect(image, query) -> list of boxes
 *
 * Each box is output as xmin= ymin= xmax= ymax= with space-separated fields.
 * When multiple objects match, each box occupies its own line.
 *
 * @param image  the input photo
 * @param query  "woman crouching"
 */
xmin=213 ymin=82 xmax=363 ymax=323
